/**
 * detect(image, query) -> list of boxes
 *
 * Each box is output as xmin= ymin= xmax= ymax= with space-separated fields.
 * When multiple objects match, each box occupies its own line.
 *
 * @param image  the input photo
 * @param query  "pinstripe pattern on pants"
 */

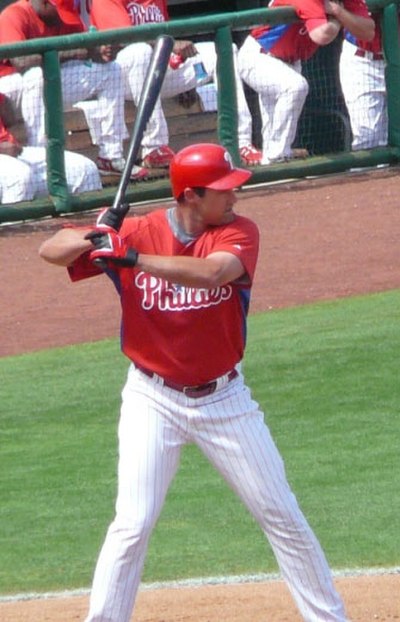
xmin=85 ymin=364 xmax=347 ymax=622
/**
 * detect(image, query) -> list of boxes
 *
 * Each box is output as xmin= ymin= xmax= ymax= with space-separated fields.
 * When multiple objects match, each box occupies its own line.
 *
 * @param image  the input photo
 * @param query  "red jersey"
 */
xmin=0 ymin=118 xmax=17 ymax=144
xmin=68 ymin=208 xmax=259 ymax=385
xmin=0 ymin=0 xmax=84 ymax=78
xmin=345 ymin=12 xmax=399 ymax=54
xmin=0 ymin=94 xmax=18 ymax=144
xmin=90 ymin=0 xmax=169 ymax=30
xmin=251 ymin=0 xmax=370 ymax=62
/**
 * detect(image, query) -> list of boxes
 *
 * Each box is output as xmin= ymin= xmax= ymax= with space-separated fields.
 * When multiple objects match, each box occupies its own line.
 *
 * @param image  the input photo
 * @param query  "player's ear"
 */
xmin=182 ymin=187 xmax=198 ymax=203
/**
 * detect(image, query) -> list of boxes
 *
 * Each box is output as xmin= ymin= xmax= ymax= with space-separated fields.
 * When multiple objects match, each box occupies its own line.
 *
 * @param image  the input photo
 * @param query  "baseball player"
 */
xmin=339 ymin=11 xmax=394 ymax=150
xmin=238 ymin=0 xmax=375 ymax=165
xmin=0 ymin=92 xmax=101 ymax=203
xmin=0 ymin=0 xmax=146 ymax=180
xmin=40 ymin=142 xmax=349 ymax=622
xmin=89 ymin=0 xmax=262 ymax=168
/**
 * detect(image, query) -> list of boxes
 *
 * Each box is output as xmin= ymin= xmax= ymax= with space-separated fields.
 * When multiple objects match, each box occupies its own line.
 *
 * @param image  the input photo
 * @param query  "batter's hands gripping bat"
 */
xmin=92 ymin=34 xmax=174 ymax=248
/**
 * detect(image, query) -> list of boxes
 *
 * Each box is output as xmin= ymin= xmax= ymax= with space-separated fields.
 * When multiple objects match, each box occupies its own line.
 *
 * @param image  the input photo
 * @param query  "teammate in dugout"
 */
xmin=237 ymin=0 xmax=375 ymax=165
xmin=0 ymin=92 xmax=101 ymax=203
xmin=339 ymin=10 xmax=395 ymax=151
xmin=39 ymin=143 xmax=349 ymax=622
xmin=89 ymin=0 xmax=262 ymax=169
xmin=0 ymin=0 xmax=145 ymax=180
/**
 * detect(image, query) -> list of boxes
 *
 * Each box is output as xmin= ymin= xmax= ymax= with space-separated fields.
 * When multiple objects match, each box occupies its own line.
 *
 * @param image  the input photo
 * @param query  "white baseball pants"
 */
xmin=0 ymin=72 xmax=24 ymax=109
xmin=85 ymin=364 xmax=347 ymax=622
xmin=21 ymin=60 xmax=128 ymax=159
xmin=238 ymin=35 xmax=309 ymax=164
xmin=0 ymin=146 xmax=101 ymax=204
xmin=115 ymin=40 xmax=253 ymax=157
xmin=339 ymin=39 xmax=387 ymax=151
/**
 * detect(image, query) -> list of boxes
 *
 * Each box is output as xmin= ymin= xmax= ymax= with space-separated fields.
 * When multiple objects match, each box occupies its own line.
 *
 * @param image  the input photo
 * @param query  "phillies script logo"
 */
xmin=126 ymin=1 xmax=165 ymax=25
xmin=135 ymin=273 xmax=233 ymax=311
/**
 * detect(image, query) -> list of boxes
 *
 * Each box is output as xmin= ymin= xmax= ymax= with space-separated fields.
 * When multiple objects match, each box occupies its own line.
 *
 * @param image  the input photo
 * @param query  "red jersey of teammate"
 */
xmin=0 ymin=0 xmax=84 ymax=78
xmin=251 ymin=0 xmax=370 ymax=62
xmin=345 ymin=12 xmax=388 ymax=54
xmin=68 ymin=208 xmax=259 ymax=385
xmin=90 ymin=0 xmax=168 ymax=29
xmin=0 ymin=93 xmax=19 ymax=144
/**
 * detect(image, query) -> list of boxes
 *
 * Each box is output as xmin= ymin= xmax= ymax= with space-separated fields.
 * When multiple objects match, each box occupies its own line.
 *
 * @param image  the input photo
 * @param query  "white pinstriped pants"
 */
xmin=115 ymin=40 xmax=253 ymax=157
xmin=339 ymin=39 xmax=387 ymax=151
xmin=85 ymin=364 xmax=347 ymax=622
xmin=21 ymin=60 xmax=127 ymax=160
xmin=0 ymin=147 xmax=101 ymax=204
xmin=238 ymin=35 xmax=309 ymax=164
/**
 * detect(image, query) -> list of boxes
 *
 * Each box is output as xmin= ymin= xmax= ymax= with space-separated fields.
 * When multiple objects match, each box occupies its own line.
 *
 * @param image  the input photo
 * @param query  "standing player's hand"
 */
xmin=94 ymin=205 xmax=130 ymax=233
xmin=324 ymin=0 xmax=343 ymax=16
xmin=85 ymin=230 xmax=138 ymax=267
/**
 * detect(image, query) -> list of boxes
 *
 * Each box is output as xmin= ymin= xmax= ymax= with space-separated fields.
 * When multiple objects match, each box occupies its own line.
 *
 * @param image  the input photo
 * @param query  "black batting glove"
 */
xmin=94 ymin=204 xmax=130 ymax=233
xmin=85 ymin=230 xmax=138 ymax=268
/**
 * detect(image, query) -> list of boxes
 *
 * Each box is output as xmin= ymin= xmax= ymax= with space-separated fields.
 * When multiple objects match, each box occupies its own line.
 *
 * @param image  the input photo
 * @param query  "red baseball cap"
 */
xmin=48 ymin=0 xmax=84 ymax=27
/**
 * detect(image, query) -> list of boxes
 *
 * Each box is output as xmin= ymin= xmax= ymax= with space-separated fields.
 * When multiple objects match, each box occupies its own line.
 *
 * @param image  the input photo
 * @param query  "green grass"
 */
xmin=1 ymin=290 xmax=399 ymax=594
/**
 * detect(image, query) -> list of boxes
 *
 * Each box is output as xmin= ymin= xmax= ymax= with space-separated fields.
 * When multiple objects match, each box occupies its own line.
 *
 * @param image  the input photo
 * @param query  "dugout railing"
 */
xmin=0 ymin=0 xmax=399 ymax=224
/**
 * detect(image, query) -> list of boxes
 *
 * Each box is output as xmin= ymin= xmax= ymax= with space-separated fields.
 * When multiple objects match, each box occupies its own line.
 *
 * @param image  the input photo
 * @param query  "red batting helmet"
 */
xmin=170 ymin=143 xmax=252 ymax=199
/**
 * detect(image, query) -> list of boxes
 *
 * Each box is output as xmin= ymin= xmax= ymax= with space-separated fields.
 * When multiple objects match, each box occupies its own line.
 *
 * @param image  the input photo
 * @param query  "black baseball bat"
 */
xmin=103 ymin=34 xmax=174 ymax=226
xmin=92 ymin=34 xmax=174 ymax=267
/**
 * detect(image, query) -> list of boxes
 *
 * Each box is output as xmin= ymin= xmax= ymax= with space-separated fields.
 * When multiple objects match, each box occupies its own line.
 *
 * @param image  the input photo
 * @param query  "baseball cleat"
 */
xmin=96 ymin=157 xmax=149 ymax=180
xmin=142 ymin=145 xmax=175 ymax=168
xmin=239 ymin=144 xmax=262 ymax=166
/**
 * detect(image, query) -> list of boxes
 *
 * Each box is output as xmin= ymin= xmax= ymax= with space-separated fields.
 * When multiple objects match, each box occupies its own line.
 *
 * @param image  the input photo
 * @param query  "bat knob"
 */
xmin=93 ymin=258 xmax=107 ymax=269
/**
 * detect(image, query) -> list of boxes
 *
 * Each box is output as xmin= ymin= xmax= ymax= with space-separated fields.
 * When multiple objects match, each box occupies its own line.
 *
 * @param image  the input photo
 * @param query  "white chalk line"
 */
xmin=1 ymin=566 xmax=399 ymax=604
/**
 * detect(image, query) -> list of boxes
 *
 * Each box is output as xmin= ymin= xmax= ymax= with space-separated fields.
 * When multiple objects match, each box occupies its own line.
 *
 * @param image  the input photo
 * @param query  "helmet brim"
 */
xmin=207 ymin=167 xmax=252 ymax=191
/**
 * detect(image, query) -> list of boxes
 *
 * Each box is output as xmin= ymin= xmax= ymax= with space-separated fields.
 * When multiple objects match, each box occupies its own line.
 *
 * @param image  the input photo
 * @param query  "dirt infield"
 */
xmin=1 ymin=167 xmax=399 ymax=620
xmin=1 ymin=574 xmax=399 ymax=621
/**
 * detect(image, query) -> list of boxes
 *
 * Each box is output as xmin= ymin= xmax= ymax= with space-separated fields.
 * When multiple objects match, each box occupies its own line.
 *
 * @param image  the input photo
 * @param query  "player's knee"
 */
xmin=64 ymin=153 xmax=102 ymax=193
xmin=286 ymin=75 xmax=309 ymax=105
xmin=22 ymin=66 xmax=44 ymax=90
xmin=1 ymin=168 xmax=34 ymax=203
xmin=109 ymin=513 xmax=157 ymax=542
xmin=117 ymin=42 xmax=153 ymax=68
xmin=293 ymin=74 xmax=309 ymax=98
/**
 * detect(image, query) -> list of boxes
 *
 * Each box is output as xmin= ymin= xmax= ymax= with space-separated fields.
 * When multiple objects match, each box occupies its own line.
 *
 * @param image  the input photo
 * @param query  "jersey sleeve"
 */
xmin=295 ymin=0 xmax=328 ymax=33
xmin=0 ymin=6 xmax=29 ymax=43
xmin=67 ymin=251 xmax=103 ymax=281
xmin=212 ymin=217 xmax=260 ymax=286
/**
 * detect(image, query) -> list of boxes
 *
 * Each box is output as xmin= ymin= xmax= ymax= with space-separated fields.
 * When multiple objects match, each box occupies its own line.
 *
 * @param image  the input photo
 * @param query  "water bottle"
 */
xmin=193 ymin=59 xmax=210 ymax=86
xmin=169 ymin=53 xmax=210 ymax=86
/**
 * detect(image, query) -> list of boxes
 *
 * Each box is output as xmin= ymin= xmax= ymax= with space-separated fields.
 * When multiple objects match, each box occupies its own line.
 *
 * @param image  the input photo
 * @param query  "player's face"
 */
xmin=35 ymin=1 xmax=61 ymax=25
xmin=197 ymin=188 xmax=238 ymax=226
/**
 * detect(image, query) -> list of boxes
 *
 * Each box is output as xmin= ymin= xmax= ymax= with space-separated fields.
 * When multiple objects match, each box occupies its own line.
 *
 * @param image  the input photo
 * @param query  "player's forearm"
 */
xmin=39 ymin=228 xmax=92 ymax=266
xmin=136 ymin=253 xmax=241 ymax=289
xmin=59 ymin=48 xmax=90 ymax=62
xmin=329 ymin=5 xmax=375 ymax=41
xmin=11 ymin=54 xmax=42 ymax=71
xmin=309 ymin=18 xmax=341 ymax=45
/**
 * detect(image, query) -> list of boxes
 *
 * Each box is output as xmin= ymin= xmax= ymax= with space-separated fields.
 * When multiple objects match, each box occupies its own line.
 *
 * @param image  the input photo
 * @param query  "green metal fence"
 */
xmin=0 ymin=0 xmax=399 ymax=223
